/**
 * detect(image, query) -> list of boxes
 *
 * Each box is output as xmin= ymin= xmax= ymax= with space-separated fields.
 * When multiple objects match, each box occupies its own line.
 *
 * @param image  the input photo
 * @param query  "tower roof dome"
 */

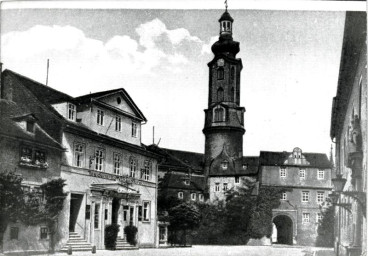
xmin=219 ymin=10 xmax=234 ymax=22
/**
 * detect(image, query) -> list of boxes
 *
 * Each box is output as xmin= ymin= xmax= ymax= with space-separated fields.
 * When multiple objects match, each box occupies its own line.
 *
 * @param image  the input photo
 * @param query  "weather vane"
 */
xmin=224 ymin=0 xmax=228 ymax=11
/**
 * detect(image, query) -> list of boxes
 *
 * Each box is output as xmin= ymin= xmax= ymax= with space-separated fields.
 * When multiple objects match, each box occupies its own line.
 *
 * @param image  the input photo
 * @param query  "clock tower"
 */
xmin=203 ymin=9 xmax=245 ymax=180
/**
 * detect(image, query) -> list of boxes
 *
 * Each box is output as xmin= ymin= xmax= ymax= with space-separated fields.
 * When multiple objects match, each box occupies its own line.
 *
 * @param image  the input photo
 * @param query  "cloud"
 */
xmin=201 ymin=36 xmax=218 ymax=55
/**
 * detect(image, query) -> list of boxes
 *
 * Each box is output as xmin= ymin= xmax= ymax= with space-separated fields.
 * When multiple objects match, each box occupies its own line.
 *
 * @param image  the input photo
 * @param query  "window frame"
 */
xmin=97 ymin=109 xmax=104 ymax=126
xmin=217 ymin=67 xmax=224 ymax=80
xmin=74 ymin=143 xmax=85 ymax=168
xmin=40 ymin=227 xmax=48 ymax=240
xmin=299 ymin=169 xmax=306 ymax=179
xmin=26 ymin=121 xmax=35 ymax=133
xmin=199 ymin=194 xmax=204 ymax=202
xmin=215 ymin=182 xmax=220 ymax=192
xmin=115 ymin=116 xmax=122 ymax=132
xmin=223 ymin=183 xmax=228 ymax=192
xmin=143 ymin=201 xmax=150 ymax=222
xmin=235 ymin=176 xmax=240 ymax=184
xmin=94 ymin=148 xmax=105 ymax=172
xmin=302 ymin=191 xmax=310 ymax=202
xmin=113 ymin=153 xmax=122 ymax=176
xmin=281 ymin=192 xmax=287 ymax=200
xmin=178 ymin=191 xmax=184 ymax=199
xmin=280 ymin=168 xmax=287 ymax=178
xmin=68 ymin=103 xmax=76 ymax=121
xmin=317 ymin=191 xmax=324 ymax=203
xmin=132 ymin=122 xmax=138 ymax=137
xmin=129 ymin=157 xmax=137 ymax=177
xmin=302 ymin=213 xmax=310 ymax=223
xmin=94 ymin=203 xmax=100 ymax=229
xmin=191 ymin=193 xmax=196 ymax=201
xmin=317 ymin=169 xmax=325 ymax=180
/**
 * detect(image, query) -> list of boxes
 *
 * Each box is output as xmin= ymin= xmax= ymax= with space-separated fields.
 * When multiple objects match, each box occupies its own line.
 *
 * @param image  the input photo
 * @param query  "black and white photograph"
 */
xmin=0 ymin=1 xmax=366 ymax=255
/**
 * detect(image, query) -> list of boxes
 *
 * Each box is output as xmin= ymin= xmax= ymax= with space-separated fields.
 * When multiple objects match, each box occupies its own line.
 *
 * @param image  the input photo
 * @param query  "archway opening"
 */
xmin=273 ymin=215 xmax=293 ymax=245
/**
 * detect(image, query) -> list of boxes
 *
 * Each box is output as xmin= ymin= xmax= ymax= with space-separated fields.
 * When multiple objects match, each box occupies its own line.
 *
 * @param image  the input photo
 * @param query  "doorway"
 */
xmin=273 ymin=215 xmax=293 ymax=245
xmin=112 ymin=198 xmax=120 ymax=224
xmin=69 ymin=194 xmax=84 ymax=232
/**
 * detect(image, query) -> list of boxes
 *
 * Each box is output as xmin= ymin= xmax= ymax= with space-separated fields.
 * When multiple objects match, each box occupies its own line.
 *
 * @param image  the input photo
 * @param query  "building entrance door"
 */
xmin=69 ymin=194 xmax=83 ymax=232
xmin=273 ymin=215 xmax=293 ymax=245
xmin=111 ymin=198 xmax=120 ymax=224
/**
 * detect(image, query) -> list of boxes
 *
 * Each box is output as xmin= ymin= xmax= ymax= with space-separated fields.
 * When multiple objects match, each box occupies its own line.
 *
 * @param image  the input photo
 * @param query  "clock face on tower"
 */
xmin=217 ymin=58 xmax=224 ymax=67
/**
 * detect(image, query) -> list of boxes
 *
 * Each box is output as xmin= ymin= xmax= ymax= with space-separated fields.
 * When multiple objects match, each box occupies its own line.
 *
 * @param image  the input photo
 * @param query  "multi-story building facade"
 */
xmin=0 ymin=65 xmax=65 ymax=254
xmin=330 ymin=12 xmax=367 ymax=256
xmin=0 ymin=68 xmax=161 ymax=252
xmin=259 ymin=147 xmax=332 ymax=246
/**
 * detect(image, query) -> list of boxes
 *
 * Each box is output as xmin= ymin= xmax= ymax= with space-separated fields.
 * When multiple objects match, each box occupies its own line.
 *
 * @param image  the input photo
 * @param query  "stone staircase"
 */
xmin=60 ymin=232 xmax=93 ymax=252
xmin=115 ymin=236 xmax=138 ymax=250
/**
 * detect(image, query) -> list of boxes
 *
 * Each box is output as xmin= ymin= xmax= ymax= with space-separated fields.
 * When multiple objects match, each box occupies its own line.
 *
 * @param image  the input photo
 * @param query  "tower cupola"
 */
xmin=219 ymin=10 xmax=233 ymax=36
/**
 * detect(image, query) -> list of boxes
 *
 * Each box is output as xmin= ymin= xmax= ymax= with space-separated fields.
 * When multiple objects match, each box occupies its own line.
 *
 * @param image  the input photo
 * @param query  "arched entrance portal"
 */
xmin=273 ymin=215 xmax=293 ymax=245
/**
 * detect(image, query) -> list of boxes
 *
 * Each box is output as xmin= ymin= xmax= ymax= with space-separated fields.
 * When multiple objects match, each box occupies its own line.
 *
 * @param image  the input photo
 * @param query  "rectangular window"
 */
xmin=302 ymin=191 xmax=310 ymax=202
xmin=113 ymin=153 xmax=122 ymax=175
xmin=74 ymin=143 xmax=85 ymax=168
xmin=317 ymin=213 xmax=323 ymax=222
xmin=129 ymin=157 xmax=137 ymax=177
xmin=235 ymin=176 xmax=240 ymax=184
xmin=143 ymin=201 xmax=150 ymax=222
xmin=97 ymin=109 xmax=104 ymax=126
xmin=281 ymin=192 xmax=287 ymax=200
xmin=95 ymin=149 xmax=105 ymax=171
xmin=94 ymin=204 xmax=100 ymax=229
xmin=138 ymin=206 xmax=142 ymax=221
xmin=86 ymin=205 xmax=91 ymax=220
xmin=299 ymin=169 xmax=305 ymax=179
xmin=40 ymin=227 xmax=48 ymax=239
xmin=132 ymin=122 xmax=137 ymax=137
xmin=178 ymin=192 xmax=183 ymax=199
xmin=280 ymin=168 xmax=286 ymax=178
xmin=191 ymin=193 xmax=196 ymax=201
xmin=10 ymin=227 xmax=19 ymax=240
xmin=317 ymin=192 xmax=324 ymax=203
xmin=105 ymin=209 xmax=108 ymax=220
xmin=199 ymin=194 xmax=204 ymax=202
xmin=223 ymin=183 xmax=228 ymax=191
xmin=68 ymin=103 xmax=76 ymax=120
xmin=215 ymin=183 xmax=220 ymax=192
xmin=21 ymin=147 xmax=33 ymax=162
xmin=318 ymin=169 xmax=325 ymax=179
xmin=34 ymin=150 xmax=46 ymax=164
xmin=26 ymin=121 xmax=35 ymax=133
xmin=115 ymin=116 xmax=122 ymax=131
xmin=302 ymin=213 xmax=310 ymax=223
xmin=141 ymin=160 xmax=151 ymax=181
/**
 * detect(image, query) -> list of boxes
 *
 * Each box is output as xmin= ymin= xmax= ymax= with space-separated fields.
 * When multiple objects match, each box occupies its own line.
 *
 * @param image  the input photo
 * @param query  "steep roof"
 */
xmin=160 ymin=172 xmax=205 ymax=191
xmin=0 ymin=100 xmax=64 ymax=150
xmin=147 ymin=145 xmax=204 ymax=173
xmin=259 ymin=151 xmax=331 ymax=169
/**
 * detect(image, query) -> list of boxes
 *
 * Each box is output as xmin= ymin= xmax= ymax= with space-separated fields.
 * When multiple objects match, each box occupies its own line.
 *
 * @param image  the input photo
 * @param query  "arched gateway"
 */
xmin=273 ymin=215 xmax=294 ymax=245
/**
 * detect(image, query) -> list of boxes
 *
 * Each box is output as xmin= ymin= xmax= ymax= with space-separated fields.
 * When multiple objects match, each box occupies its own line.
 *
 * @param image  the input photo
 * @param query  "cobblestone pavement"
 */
xmin=50 ymin=245 xmax=335 ymax=256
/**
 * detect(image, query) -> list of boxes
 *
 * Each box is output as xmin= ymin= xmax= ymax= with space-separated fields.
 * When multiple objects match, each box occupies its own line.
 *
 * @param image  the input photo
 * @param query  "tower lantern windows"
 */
xmin=220 ymin=21 xmax=232 ymax=34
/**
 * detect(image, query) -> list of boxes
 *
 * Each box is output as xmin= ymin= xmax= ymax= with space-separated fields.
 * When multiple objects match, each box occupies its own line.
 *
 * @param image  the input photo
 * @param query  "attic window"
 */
xmin=221 ymin=161 xmax=228 ymax=170
xmin=117 ymin=97 xmax=121 ymax=104
xmin=26 ymin=121 xmax=35 ymax=133
xmin=68 ymin=103 xmax=76 ymax=121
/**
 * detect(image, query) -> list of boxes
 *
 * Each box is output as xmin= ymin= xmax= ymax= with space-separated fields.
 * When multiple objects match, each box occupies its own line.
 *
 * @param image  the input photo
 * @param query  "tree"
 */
xmin=316 ymin=204 xmax=334 ymax=247
xmin=169 ymin=203 xmax=200 ymax=246
xmin=41 ymin=178 xmax=67 ymax=253
xmin=0 ymin=172 xmax=25 ymax=252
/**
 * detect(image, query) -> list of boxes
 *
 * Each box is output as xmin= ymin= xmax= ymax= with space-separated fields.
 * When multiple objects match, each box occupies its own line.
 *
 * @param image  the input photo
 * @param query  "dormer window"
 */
xmin=68 ymin=103 xmax=76 ymax=121
xmin=184 ymin=179 xmax=190 ymax=185
xmin=26 ymin=121 xmax=35 ymax=133
xmin=221 ymin=160 xmax=228 ymax=170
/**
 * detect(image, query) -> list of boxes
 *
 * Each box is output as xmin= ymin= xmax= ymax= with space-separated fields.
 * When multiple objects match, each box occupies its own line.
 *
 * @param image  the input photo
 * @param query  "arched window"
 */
xmin=230 ymin=87 xmax=235 ymax=102
xmin=217 ymin=68 xmax=224 ymax=80
xmin=230 ymin=67 xmax=235 ymax=80
xmin=214 ymin=106 xmax=225 ymax=122
xmin=217 ymin=87 xmax=224 ymax=102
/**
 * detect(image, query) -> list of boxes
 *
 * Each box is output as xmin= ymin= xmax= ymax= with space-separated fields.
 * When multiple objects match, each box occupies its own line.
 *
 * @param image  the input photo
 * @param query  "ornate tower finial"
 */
xmin=225 ymin=0 xmax=228 ymax=11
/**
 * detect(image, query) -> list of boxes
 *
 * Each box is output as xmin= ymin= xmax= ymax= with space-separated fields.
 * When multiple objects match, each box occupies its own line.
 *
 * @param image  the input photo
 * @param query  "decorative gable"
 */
xmin=284 ymin=147 xmax=310 ymax=165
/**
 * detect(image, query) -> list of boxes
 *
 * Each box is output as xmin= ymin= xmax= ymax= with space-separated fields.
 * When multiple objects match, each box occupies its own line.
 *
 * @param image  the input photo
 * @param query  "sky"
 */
xmin=0 ymin=1 xmax=363 ymax=156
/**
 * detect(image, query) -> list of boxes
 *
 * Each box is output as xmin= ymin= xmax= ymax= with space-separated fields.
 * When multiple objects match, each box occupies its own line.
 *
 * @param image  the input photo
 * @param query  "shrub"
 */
xmin=105 ymin=224 xmax=120 ymax=250
xmin=124 ymin=225 xmax=138 ymax=246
